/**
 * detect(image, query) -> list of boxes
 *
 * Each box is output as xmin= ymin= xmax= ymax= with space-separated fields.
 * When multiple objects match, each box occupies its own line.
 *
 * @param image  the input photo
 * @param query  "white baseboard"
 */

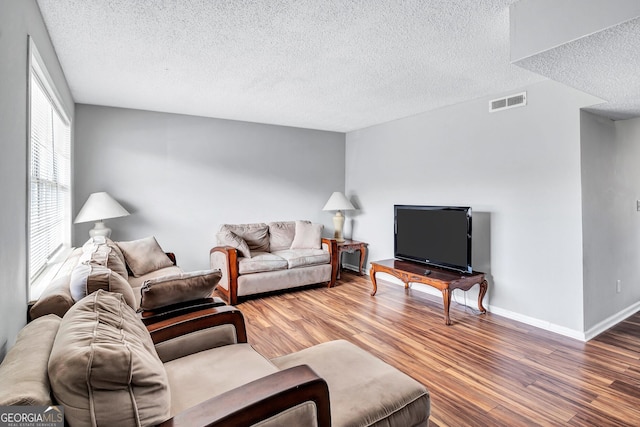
xmin=357 ymin=272 xmax=639 ymax=342
xmin=341 ymin=262 xmax=364 ymax=274
xmin=374 ymin=276 xmax=588 ymax=341
xmin=583 ymin=300 xmax=640 ymax=341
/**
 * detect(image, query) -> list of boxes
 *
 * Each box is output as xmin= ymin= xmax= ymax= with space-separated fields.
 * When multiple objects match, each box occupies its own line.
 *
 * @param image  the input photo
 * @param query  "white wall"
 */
xmin=74 ymin=105 xmax=345 ymax=271
xmin=0 ymin=0 xmax=74 ymax=360
xmin=346 ymin=80 xmax=601 ymax=335
xmin=581 ymin=112 xmax=640 ymax=335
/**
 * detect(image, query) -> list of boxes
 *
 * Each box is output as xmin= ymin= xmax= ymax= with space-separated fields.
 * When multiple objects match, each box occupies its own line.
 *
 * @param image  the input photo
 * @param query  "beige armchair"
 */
xmin=0 ymin=290 xmax=429 ymax=426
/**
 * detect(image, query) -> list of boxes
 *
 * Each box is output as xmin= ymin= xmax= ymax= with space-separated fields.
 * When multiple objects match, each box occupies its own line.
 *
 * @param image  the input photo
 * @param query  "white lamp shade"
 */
xmin=74 ymin=192 xmax=130 ymax=224
xmin=322 ymin=192 xmax=355 ymax=211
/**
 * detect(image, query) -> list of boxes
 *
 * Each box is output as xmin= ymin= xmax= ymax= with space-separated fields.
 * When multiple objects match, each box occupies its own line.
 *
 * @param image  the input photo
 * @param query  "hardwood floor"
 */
xmin=235 ymin=271 xmax=640 ymax=426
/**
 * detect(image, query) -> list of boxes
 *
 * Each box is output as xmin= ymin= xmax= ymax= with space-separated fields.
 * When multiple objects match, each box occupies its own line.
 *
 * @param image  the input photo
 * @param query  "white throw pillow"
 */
xmin=290 ymin=221 xmax=323 ymax=250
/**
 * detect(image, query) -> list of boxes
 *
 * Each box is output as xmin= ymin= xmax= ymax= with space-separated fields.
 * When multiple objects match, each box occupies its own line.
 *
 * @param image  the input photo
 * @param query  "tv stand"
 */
xmin=369 ymin=259 xmax=488 ymax=325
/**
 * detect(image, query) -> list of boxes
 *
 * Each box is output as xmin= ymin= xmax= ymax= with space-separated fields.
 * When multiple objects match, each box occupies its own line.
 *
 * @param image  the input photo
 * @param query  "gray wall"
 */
xmin=345 ymin=80 xmax=601 ymax=335
xmin=581 ymin=112 xmax=640 ymax=333
xmin=74 ymin=105 xmax=345 ymax=271
xmin=0 ymin=0 xmax=74 ymax=360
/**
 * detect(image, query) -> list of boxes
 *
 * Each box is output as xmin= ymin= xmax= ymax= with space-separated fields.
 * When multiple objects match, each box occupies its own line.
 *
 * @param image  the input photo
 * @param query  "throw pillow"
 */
xmin=48 ymin=290 xmax=170 ymax=427
xmin=290 ymin=221 xmax=324 ymax=249
xmin=139 ymin=269 xmax=222 ymax=311
xmin=216 ymin=228 xmax=252 ymax=258
xmin=117 ymin=236 xmax=174 ymax=277
xmin=221 ymin=223 xmax=270 ymax=252
xmin=268 ymin=221 xmax=310 ymax=251
xmin=69 ymin=263 xmax=136 ymax=309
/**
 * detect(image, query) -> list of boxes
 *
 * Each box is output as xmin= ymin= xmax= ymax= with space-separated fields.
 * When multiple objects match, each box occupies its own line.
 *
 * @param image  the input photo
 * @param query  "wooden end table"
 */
xmin=369 ymin=259 xmax=488 ymax=325
xmin=336 ymin=239 xmax=368 ymax=279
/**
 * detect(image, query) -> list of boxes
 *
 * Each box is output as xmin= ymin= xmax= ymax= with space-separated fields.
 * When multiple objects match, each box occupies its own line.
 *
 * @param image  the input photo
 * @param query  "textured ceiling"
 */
xmin=515 ymin=17 xmax=640 ymax=121
xmin=35 ymin=0 xmax=549 ymax=132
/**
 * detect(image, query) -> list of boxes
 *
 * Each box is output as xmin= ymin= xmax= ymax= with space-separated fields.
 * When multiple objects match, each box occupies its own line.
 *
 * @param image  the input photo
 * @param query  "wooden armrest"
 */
xmin=166 ymin=252 xmax=177 ymax=265
xmin=140 ymin=297 xmax=226 ymax=326
xmin=209 ymin=246 xmax=239 ymax=305
xmin=158 ymin=365 xmax=331 ymax=427
xmin=321 ymin=238 xmax=337 ymax=253
xmin=147 ymin=305 xmax=247 ymax=345
xmin=322 ymin=238 xmax=339 ymax=287
xmin=209 ymin=246 xmax=237 ymax=258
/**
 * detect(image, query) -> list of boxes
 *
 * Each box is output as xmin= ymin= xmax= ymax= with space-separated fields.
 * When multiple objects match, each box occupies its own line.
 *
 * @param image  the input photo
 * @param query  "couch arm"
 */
xmin=210 ymin=246 xmax=239 ymax=305
xmin=322 ymin=238 xmax=338 ymax=287
xmin=147 ymin=305 xmax=247 ymax=362
xmin=158 ymin=365 xmax=331 ymax=427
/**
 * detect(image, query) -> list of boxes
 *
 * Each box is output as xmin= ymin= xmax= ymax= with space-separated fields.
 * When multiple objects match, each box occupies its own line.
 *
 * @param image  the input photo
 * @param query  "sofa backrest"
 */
xmin=48 ymin=290 xmax=170 ymax=426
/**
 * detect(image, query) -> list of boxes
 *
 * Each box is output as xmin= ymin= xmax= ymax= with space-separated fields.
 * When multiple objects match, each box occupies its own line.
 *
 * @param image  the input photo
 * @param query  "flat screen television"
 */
xmin=394 ymin=205 xmax=472 ymax=273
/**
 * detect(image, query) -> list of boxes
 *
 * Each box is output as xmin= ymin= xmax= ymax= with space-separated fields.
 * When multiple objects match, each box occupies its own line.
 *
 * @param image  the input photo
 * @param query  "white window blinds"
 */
xmin=28 ymin=39 xmax=71 ymax=283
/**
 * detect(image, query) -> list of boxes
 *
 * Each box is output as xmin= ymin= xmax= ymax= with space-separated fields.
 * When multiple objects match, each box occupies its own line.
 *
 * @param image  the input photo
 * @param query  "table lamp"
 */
xmin=322 ymin=192 xmax=355 ymax=242
xmin=74 ymin=192 xmax=130 ymax=238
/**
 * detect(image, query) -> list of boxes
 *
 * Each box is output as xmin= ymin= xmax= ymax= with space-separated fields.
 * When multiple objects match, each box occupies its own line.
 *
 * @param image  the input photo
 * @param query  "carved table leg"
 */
xmin=369 ymin=265 xmax=378 ymax=296
xmin=478 ymin=279 xmax=488 ymax=314
xmin=442 ymin=288 xmax=452 ymax=325
xmin=358 ymin=246 xmax=366 ymax=275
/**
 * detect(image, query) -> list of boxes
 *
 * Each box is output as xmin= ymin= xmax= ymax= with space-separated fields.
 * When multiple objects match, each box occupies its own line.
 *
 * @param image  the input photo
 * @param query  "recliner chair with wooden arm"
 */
xmin=0 ymin=290 xmax=430 ymax=426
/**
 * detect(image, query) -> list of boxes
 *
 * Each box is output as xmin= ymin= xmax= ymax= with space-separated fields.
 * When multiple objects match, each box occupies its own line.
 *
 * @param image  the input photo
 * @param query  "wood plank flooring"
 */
xmin=234 ymin=271 xmax=640 ymax=426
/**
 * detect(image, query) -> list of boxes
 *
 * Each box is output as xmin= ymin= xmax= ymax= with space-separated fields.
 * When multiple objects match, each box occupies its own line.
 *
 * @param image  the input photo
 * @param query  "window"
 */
xmin=28 ymin=37 xmax=72 ymax=285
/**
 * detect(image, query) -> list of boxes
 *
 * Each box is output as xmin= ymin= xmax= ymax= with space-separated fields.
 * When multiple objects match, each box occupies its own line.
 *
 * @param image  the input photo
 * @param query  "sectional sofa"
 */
xmin=29 ymin=235 xmax=194 ymax=320
xmin=0 ymin=290 xmax=431 ymax=426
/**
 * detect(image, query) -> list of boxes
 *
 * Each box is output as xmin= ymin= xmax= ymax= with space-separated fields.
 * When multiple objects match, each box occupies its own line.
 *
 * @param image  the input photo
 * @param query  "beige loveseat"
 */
xmin=210 ymin=221 xmax=338 ymax=305
xmin=0 ymin=290 xmax=430 ymax=426
xmin=29 ymin=235 xmax=184 ymax=320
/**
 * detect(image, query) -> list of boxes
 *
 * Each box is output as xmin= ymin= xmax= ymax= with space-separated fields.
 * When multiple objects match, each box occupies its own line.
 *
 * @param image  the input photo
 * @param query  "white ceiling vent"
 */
xmin=489 ymin=92 xmax=527 ymax=113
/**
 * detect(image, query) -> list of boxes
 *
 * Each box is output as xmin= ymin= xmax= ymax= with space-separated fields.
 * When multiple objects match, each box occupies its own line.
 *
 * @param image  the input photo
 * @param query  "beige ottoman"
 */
xmin=272 ymin=340 xmax=430 ymax=427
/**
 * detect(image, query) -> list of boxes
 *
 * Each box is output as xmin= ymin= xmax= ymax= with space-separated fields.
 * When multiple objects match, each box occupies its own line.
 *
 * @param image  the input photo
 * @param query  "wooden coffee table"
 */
xmin=369 ymin=259 xmax=488 ymax=325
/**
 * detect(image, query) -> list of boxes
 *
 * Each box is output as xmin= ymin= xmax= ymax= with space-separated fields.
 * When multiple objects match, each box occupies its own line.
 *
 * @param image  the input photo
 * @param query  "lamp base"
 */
xmin=89 ymin=221 xmax=112 ymax=238
xmin=333 ymin=211 xmax=345 ymax=242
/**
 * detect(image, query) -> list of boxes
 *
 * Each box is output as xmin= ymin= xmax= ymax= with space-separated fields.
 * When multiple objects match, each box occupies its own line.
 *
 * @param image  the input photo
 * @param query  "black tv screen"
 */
xmin=394 ymin=205 xmax=472 ymax=273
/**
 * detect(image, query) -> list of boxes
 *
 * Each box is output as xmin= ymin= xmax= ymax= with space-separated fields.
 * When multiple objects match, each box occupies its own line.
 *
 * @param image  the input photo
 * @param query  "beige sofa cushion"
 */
xmin=238 ymin=252 xmax=289 ymax=274
xmin=69 ymin=263 xmax=136 ymax=309
xmin=127 ymin=265 xmax=183 ymax=288
xmin=140 ymin=269 xmax=222 ymax=310
xmin=29 ymin=247 xmax=83 ymax=320
xmin=49 ymin=290 xmax=170 ymax=426
xmin=82 ymin=241 xmax=129 ymax=280
xmin=106 ymin=237 xmax=126 ymax=262
xmin=117 ymin=236 xmax=174 ymax=277
xmin=164 ymin=343 xmax=279 ymax=417
xmin=222 ymin=223 xmax=270 ymax=252
xmin=272 ymin=249 xmax=330 ymax=269
xmin=0 ymin=314 xmax=61 ymax=405
xmin=290 ymin=221 xmax=323 ymax=249
xmin=268 ymin=221 xmax=301 ymax=251
xmin=29 ymin=275 xmax=75 ymax=320
xmin=216 ymin=228 xmax=252 ymax=258
xmin=272 ymin=340 xmax=430 ymax=427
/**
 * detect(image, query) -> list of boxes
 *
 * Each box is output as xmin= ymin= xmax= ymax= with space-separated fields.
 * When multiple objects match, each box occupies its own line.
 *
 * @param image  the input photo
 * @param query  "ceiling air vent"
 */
xmin=489 ymin=92 xmax=527 ymax=113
